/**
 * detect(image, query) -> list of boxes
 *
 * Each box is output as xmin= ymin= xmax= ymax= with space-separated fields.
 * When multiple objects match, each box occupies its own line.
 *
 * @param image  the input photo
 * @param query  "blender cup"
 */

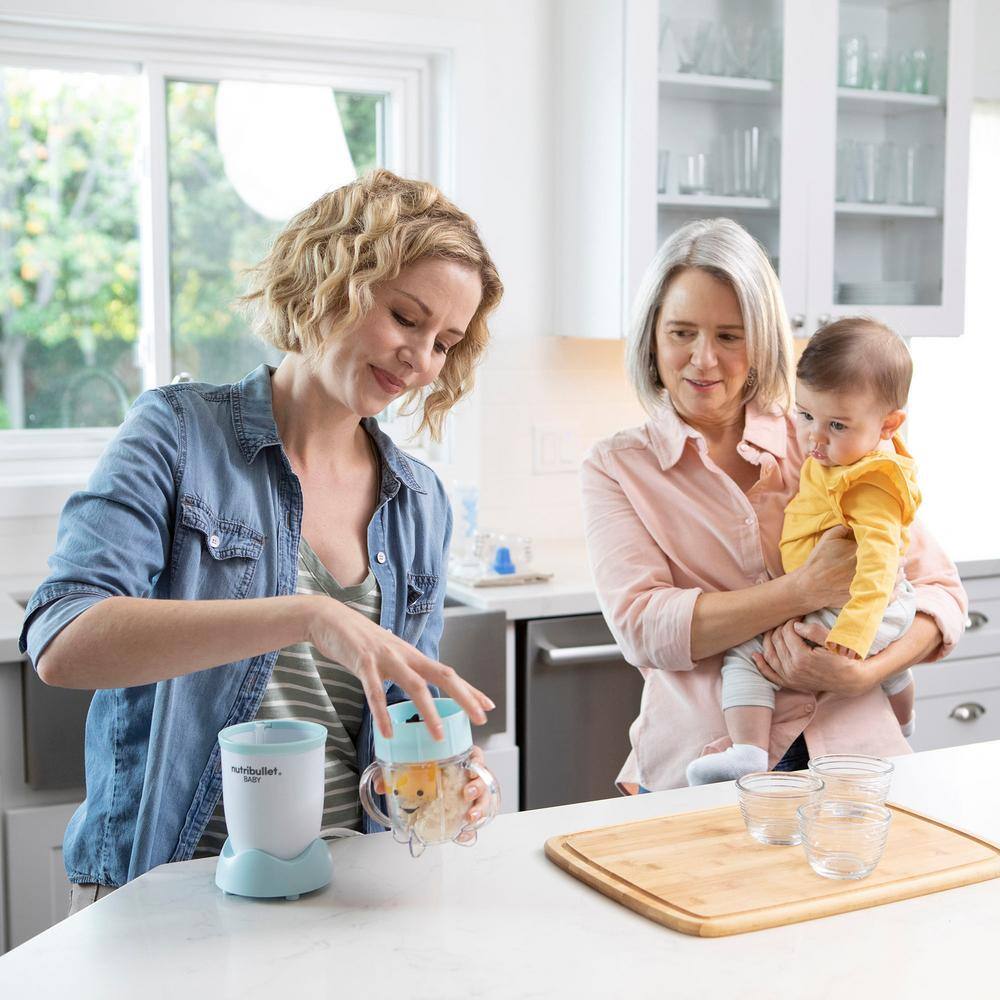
xmin=214 ymin=718 xmax=332 ymax=899
xmin=359 ymin=698 xmax=501 ymax=857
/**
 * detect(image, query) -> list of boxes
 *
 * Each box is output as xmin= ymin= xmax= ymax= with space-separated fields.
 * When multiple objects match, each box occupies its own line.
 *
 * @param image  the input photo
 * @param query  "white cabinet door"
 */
xmin=807 ymin=0 xmax=974 ymax=337
xmin=5 ymin=802 xmax=80 ymax=950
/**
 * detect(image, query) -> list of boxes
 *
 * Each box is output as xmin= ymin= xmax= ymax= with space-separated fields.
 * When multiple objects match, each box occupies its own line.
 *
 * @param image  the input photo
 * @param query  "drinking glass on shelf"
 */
xmin=722 ymin=20 xmax=765 ymax=78
xmin=678 ymin=152 xmax=712 ymax=195
xmin=838 ymin=34 xmax=867 ymax=88
xmin=670 ymin=19 xmax=713 ymax=74
xmin=903 ymin=47 xmax=931 ymax=94
xmin=717 ymin=127 xmax=774 ymax=198
xmin=854 ymin=140 xmax=892 ymax=203
xmin=892 ymin=144 xmax=925 ymax=205
xmin=867 ymin=48 xmax=889 ymax=90
xmin=657 ymin=149 xmax=670 ymax=195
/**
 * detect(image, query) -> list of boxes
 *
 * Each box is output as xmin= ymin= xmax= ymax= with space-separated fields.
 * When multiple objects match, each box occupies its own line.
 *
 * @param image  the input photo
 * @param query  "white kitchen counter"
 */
xmin=0 ymin=579 xmax=33 ymax=664
xmin=446 ymin=539 xmax=601 ymax=620
xmin=1 ymin=740 xmax=998 ymax=999
xmin=446 ymin=545 xmax=1000 ymax=622
xmin=5 ymin=552 xmax=999 ymax=659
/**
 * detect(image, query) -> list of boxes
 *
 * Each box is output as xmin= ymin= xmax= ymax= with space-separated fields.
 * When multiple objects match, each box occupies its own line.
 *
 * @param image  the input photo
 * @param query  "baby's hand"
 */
xmin=827 ymin=642 xmax=861 ymax=660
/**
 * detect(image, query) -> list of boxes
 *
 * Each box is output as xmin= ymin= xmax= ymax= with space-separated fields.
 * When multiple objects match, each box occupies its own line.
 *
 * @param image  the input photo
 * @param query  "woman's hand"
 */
xmin=752 ymin=619 xmax=869 ymax=697
xmin=794 ymin=525 xmax=857 ymax=612
xmin=456 ymin=746 xmax=490 ymax=844
xmin=303 ymin=595 xmax=494 ymax=740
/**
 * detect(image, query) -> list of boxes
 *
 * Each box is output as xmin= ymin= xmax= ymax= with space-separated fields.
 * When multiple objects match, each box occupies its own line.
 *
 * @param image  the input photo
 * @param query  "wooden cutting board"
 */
xmin=544 ymin=802 xmax=1000 ymax=937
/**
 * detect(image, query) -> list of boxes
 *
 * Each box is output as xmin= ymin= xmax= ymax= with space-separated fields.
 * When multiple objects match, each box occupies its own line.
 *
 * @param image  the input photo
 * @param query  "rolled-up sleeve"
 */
xmin=581 ymin=450 xmax=702 ymax=672
xmin=903 ymin=517 xmax=968 ymax=661
xmin=19 ymin=389 xmax=180 ymax=669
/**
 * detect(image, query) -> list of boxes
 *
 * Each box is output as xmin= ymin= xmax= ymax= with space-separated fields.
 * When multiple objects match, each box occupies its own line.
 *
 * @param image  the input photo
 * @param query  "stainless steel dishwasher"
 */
xmin=518 ymin=613 xmax=644 ymax=809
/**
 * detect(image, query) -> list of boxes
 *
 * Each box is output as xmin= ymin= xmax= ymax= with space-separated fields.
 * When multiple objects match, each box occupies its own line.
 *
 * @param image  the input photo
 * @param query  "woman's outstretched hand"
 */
xmin=752 ymin=619 xmax=869 ymax=697
xmin=304 ymin=595 xmax=494 ymax=739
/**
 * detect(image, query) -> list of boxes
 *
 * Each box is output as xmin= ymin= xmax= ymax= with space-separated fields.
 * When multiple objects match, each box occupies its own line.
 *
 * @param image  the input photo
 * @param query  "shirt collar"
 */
xmin=647 ymin=394 xmax=788 ymax=471
xmin=229 ymin=364 xmax=426 ymax=494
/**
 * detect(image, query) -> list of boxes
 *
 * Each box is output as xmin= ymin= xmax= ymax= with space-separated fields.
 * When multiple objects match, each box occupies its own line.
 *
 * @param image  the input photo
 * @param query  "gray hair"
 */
xmin=626 ymin=218 xmax=794 ymax=415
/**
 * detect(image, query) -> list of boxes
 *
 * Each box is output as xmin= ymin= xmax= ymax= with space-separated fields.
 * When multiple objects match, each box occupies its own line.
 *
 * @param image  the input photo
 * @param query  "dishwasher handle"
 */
xmin=538 ymin=640 xmax=624 ymax=666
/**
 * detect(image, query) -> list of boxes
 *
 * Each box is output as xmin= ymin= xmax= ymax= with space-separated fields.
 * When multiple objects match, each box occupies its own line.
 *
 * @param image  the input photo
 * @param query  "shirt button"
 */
xmin=376 ymin=551 xmax=387 ymax=564
xmin=745 ymin=516 xmax=754 ymax=526
xmin=209 ymin=534 xmax=220 ymax=549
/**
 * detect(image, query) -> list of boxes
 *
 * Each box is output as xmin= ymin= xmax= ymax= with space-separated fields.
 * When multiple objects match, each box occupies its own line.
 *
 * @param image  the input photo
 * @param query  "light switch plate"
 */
xmin=532 ymin=425 xmax=579 ymax=474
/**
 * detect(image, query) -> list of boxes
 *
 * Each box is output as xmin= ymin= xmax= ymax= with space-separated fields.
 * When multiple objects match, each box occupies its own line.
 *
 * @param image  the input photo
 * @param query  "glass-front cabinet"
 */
xmin=554 ymin=0 xmax=973 ymax=339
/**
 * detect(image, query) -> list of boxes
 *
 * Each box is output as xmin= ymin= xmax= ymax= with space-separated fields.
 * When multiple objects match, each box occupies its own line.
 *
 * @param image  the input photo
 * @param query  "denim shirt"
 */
xmin=19 ymin=364 xmax=452 ymax=887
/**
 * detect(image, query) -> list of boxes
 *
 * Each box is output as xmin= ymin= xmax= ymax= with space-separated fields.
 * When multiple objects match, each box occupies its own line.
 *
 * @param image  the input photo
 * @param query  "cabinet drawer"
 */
xmin=912 ymin=654 xmax=1000 ymax=699
xmin=946 ymin=577 xmax=1000 ymax=662
xmin=909 ymin=685 xmax=1000 ymax=754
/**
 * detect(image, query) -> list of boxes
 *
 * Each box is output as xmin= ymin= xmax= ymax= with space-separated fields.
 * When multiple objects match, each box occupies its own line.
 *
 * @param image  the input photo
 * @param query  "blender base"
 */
xmin=215 ymin=838 xmax=331 ymax=900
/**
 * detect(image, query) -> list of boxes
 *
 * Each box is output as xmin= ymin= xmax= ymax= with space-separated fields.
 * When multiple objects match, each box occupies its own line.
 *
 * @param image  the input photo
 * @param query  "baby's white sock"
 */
xmin=900 ymin=712 xmax=916 ymax=738
xmin=686 ymin=744 xmax=769 ymax=786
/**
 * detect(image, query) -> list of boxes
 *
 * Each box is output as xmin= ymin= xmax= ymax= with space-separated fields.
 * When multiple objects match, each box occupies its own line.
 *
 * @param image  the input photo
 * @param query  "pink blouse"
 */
xmin=581 ymin=398 xmax=967 ymax=792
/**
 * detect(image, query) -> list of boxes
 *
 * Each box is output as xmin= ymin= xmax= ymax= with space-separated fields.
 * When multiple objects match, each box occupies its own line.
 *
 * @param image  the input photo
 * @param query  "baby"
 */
xmin=687 ymin=317 xmax=920 ymax=785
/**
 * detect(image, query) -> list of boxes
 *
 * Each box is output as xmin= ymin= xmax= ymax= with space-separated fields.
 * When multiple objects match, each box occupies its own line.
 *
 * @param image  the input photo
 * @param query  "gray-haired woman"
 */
xmin=582 ymin=218 xmax=966 ymax=793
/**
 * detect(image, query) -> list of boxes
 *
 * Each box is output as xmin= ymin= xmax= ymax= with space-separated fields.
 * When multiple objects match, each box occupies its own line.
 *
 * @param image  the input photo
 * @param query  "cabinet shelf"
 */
xmin=836 ymin=202 xmax=941 ymax=218
xmin=658 ymin=72 xmax=779 ymax=105
xmin=658 ymin=194 xmax=778 ymax=212
xmin=837 ymin=88 xmax=945 ymax=114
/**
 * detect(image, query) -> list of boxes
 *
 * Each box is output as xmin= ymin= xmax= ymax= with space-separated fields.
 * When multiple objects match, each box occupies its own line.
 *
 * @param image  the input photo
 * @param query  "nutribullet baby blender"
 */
xmin=214 ymin=719 xmax=332 ymax=900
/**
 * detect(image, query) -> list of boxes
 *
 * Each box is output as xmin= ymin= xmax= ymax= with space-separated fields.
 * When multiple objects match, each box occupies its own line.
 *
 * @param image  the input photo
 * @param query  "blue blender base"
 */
xmin=215 ymin=838 xmax=331 ymax=900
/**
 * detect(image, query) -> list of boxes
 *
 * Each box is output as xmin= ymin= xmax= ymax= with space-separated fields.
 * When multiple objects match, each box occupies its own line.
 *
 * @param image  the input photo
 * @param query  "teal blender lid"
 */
xmin=373 ymin=698 xmax=472 ymax=763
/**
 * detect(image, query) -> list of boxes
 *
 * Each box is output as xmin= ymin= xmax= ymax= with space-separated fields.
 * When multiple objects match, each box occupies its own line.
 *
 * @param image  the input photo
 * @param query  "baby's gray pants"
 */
xmin=721 ymin=581 xmax=916 ymax=711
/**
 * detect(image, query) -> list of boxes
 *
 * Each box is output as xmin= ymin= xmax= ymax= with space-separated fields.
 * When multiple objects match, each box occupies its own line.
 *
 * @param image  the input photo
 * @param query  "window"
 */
xmin=0 ymin=66 xmax=142 ymax=430
xmin=166 ymin=80 xmax=386 ymax=386
xmin=0 ymin=20 xmax=435 ymax=458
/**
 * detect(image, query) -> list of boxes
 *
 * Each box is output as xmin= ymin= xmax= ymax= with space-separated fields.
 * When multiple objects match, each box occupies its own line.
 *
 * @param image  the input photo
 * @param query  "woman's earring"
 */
xmin=649 ymin=357 xmax=663 ymax=389
xmin=744 ymin=367 xmax=758 ymax=391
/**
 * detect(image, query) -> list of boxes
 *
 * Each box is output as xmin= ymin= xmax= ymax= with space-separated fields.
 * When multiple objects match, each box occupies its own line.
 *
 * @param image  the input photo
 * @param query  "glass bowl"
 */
xmin=807 ymin=754 xmax=893 ymax=805
xmin=798 ymin=799 xmax=893 ymax=879
xmin=735 ymin=772 xmax=824 ymax=846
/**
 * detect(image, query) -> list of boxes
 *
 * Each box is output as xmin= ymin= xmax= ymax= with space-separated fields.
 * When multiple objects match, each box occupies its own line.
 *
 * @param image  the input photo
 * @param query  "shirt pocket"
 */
xmin=405 ymin=572 xmax=439 ymax=615
xmin=175 ymin=494 xmax=265 ymax=600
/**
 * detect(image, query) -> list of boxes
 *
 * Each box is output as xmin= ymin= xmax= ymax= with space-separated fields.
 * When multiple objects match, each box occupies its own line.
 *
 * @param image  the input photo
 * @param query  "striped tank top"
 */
xmin=195 ymin=540 xmax=377 ymax=856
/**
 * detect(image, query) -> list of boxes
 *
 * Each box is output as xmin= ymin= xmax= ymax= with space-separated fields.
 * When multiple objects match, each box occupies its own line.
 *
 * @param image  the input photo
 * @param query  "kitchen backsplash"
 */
xmin=470 ymin=335 xmax=645 ymax=545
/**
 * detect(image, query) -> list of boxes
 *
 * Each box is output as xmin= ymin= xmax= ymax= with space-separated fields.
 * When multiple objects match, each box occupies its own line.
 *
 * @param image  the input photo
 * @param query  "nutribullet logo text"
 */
xmin=230 ymin=764 xmax=282 ymax=784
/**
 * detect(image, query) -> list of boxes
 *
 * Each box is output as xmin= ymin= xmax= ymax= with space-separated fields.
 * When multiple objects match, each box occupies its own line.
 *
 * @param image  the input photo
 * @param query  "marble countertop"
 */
xmin=1 ymin=741 xmax=998 ymax=999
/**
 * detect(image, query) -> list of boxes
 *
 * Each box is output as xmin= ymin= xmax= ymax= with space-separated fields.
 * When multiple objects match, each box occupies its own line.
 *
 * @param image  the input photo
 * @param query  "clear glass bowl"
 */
xmin=807 ymin=754 xmax=893 ymax=805
xmin=735 ymin=772 xmax=824 ymax=846
xmin=798 ymin=800 xmax=893 ymax=879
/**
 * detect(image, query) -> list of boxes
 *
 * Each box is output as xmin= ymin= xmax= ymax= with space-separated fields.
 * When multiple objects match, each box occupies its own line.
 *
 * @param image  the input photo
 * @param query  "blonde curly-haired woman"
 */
xmin=19 ymin=170 xmax=503 ymax=910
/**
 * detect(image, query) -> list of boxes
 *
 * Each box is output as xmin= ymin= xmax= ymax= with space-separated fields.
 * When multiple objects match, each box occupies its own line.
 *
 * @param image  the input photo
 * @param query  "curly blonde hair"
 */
xmin=241 ymin=169 xmax=503 ymax=440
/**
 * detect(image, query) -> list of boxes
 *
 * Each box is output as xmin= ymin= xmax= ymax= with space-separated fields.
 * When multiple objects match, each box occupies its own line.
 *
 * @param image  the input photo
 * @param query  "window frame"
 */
xmin=0 ymin=15 xmax=443 ymax=479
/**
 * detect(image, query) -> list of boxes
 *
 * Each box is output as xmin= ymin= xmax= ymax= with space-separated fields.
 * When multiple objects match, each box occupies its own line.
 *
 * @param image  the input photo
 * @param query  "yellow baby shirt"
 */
xmin=779 ymin=435 xmax=921 ymax=659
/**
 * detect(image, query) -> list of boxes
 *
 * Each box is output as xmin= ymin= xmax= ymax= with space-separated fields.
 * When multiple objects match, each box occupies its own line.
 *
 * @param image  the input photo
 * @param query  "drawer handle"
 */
xmin=966 ymin=611 xmax=989 ymax=631
xmin=949 ymin=702 xmax=986 ymax=723
xmin=538 ymin=642 xmax=622 ymax=666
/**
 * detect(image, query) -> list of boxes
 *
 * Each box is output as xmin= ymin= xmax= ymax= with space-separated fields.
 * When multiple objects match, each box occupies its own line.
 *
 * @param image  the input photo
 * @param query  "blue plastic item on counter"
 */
xmin=215 ymin=837 xmax=331 ymax=900
xmin=372 ymin=698 xmax=474 ymax=764
xmin=492 ymin=545 xmax=516 ymax=575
